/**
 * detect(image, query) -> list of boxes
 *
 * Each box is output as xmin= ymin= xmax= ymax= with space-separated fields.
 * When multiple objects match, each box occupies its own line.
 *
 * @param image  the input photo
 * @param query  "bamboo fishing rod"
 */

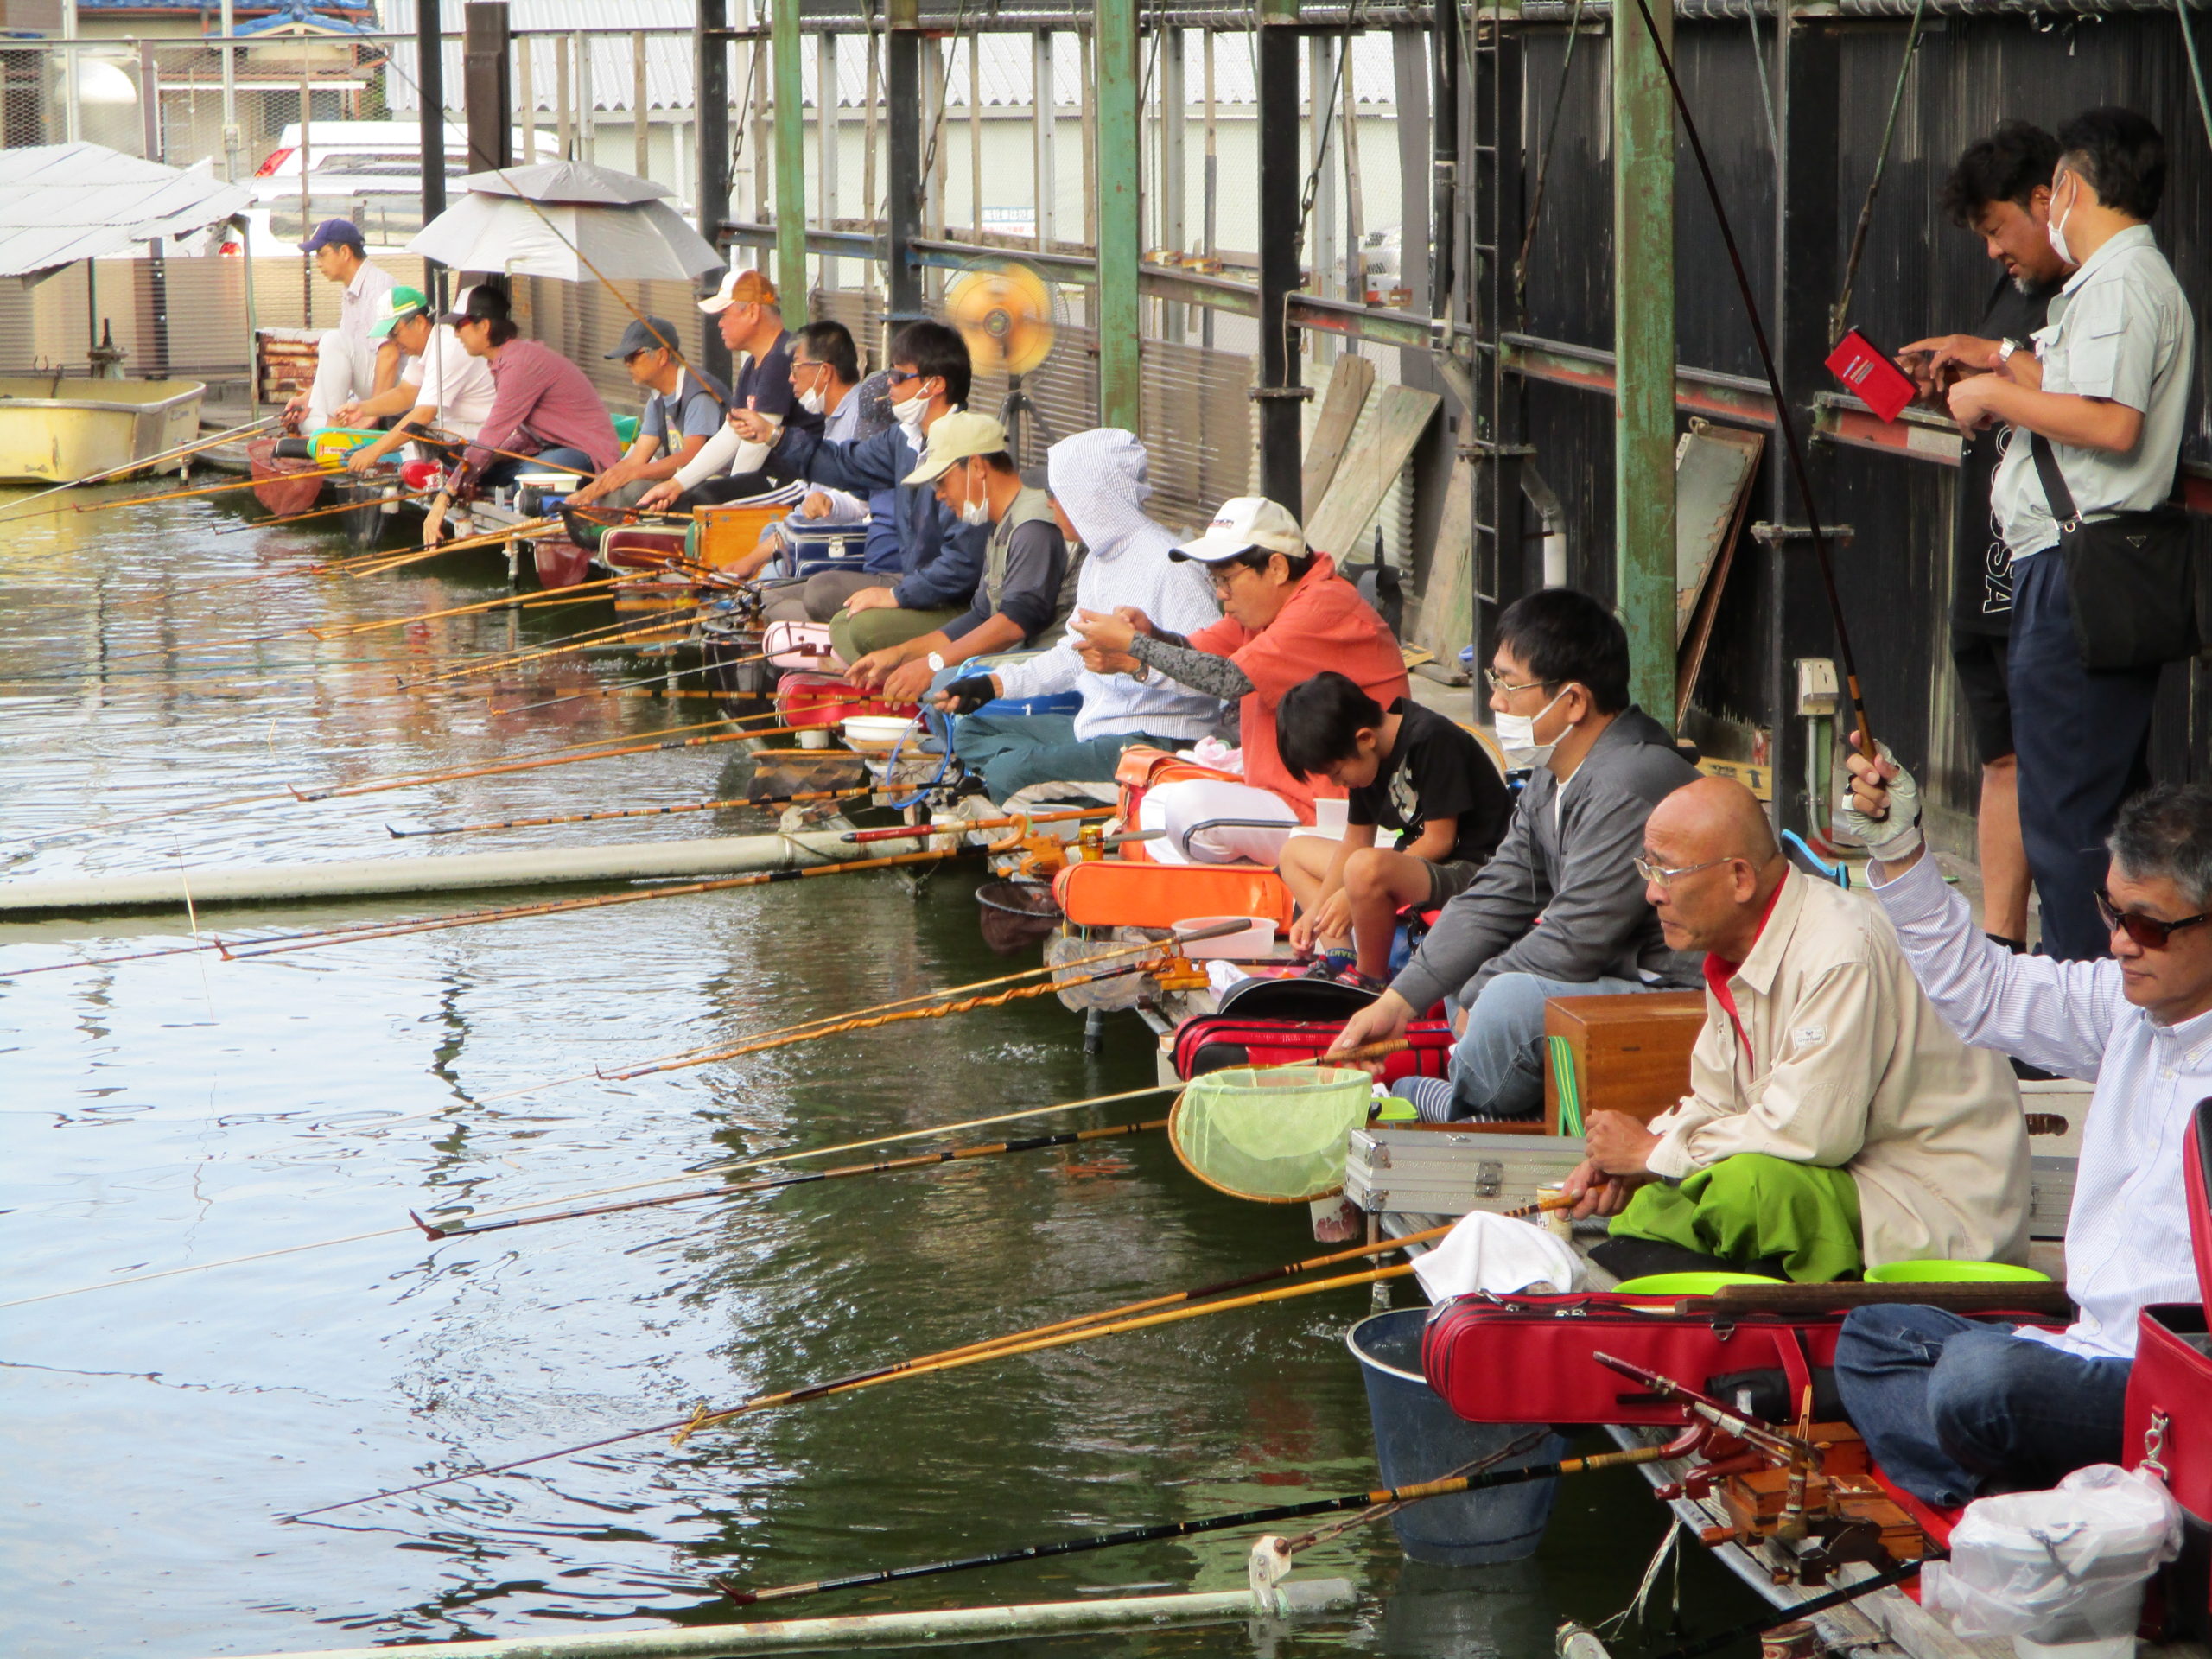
xmin=0 ymin=414 xmax=280 ymax=520
xmin=7 ymin=1039 xmax=1418 ymax=1312
xmin=315 ymin=573 xmax=649 ymax=638
xmin=212 ymin=488 xmax=435 ymax=535
xmin=287 ymin=1254 xmax=1429 ymax=1520
xmin=1624 ymin=0 xmax=1872 ymax=754
xmin=414 ymin=1115 xmax=1178 ymax=1238
xmin=721 ymin=1434 xmax=1683 ymax=1608
xmin=387 ymin=791 xmax=756 ymax=837
xmin=392 ymin=609 xmax=721 ymax=689
xmin=324 ymin=516 xmax=563 ymax=582
xmin=840 ymin=807 xmax=1109 ymax=844
xmin=292 ymin=719 xmax=776 ymax=804
xmin=60 ymin=465 xmax=354 ymax=516
xmin=478 ymin=922 xmax=1252 ymax=1103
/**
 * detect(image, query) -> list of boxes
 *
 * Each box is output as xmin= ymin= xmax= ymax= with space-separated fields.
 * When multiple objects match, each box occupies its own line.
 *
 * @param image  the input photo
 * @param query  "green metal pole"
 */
xmin=1612 ymin=0 xmax=1677 ymax=725
xmin=773 ymin=0 xmax=809 ymax=327
xmin=1093 ymin=0 xmax=1142 ymax=429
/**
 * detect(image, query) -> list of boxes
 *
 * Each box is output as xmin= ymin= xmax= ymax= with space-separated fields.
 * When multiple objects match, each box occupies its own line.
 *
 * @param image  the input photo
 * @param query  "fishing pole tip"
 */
xmin=407 ymin=1209 xmax=450 ymax=1240
xmin=711 ymin=1580 xmax=759 ymax=1607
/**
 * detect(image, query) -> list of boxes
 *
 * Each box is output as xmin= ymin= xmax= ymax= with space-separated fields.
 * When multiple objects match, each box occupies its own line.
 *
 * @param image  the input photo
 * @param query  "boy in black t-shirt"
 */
xmin=1274 ymin=671 xmax=1514 ymax=989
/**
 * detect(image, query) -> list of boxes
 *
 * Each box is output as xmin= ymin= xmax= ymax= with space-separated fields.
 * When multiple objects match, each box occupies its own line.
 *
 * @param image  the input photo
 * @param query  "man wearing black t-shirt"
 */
xmin=1274 ymin=671 xmax=1514 ymax=989
xmin=1895 ymin=122 xmax=2069 ymax=951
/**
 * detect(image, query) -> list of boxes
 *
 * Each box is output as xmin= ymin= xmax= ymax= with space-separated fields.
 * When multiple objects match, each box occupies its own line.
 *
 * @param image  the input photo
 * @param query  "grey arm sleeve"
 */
xmin=1388 ymin=800 xmax=1541 ymax=1012
xmin=1130 ymin=632 xmax=1254 ymax=701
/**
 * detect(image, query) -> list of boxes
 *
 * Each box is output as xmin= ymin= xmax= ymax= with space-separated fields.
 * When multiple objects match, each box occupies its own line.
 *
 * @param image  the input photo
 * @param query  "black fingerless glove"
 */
xmin=941 ymin=676 xmax=999 ymax=715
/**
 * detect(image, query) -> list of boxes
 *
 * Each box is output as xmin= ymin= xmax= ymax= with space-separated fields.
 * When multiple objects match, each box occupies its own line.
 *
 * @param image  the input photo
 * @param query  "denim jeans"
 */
xmin=1445 ymin=970 xmax=1653 ymax=1121
xmin=480 ymin=446 xmax=594 ymax=493
xmin=953 ymin=713 xmax=1180 ymax=802
xmin=1833 ymin=1304 xmax=2133 ymax=1507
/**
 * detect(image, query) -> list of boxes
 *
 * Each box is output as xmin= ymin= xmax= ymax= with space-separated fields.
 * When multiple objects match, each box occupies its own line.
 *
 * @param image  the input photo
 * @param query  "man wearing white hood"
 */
xmin=932 ymin=429 xmax=1225 ymax=801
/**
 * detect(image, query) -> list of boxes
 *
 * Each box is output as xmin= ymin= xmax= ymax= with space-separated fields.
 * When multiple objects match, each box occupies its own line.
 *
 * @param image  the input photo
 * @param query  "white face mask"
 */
xmin=957 ymin=467 xmax=990 ymax=526
xmin=1495 ymin=688 xmax=1572 ymax=771
xmin=891 ymin=392 xmax=930 ymax=429
xmin=2046 ymin=173 xmax=2078 ymax=268
xmin=798 ymin=386 xmax=826 ymax=416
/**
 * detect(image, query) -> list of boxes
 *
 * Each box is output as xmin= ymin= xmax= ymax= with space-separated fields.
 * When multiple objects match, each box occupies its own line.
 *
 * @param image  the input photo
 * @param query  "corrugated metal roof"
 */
xmin=378 ymin=1 xmax=1401 ymax=113
xmin=0 ymin=143 xmax=256 ymax=279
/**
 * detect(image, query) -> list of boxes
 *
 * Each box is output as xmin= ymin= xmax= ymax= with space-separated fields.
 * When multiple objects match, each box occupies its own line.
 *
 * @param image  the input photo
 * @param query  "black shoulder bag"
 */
xmin=2029 ymin=431 xmax=2201 ymax=670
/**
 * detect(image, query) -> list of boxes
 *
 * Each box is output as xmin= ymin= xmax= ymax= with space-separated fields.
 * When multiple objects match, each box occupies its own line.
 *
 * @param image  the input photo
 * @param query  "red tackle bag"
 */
xmin=1172 ymin=1014 xmax=1454 ymax=1083
xmin=2125 ymin=1099 xmax=2212 ymax=1522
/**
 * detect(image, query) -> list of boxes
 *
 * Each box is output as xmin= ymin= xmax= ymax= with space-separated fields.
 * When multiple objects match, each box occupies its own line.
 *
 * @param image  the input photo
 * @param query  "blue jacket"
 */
xmin=785 ymin=424 xmax=984 ymax=610
xmin=862 ymin=487 xmax=904 ymax=573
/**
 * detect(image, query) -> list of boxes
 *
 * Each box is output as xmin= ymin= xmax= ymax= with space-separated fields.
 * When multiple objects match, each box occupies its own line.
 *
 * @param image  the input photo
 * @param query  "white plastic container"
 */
xmin=1173 ymin=916 xmax=1278 ymax=958
xmin=842 ymin=715 xmax=917 ymax=752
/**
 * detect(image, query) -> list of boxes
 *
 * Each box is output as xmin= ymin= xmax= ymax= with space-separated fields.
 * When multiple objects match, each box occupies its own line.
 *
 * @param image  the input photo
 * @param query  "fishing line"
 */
xmin=0 ymin=415 xmax=280 ymax=524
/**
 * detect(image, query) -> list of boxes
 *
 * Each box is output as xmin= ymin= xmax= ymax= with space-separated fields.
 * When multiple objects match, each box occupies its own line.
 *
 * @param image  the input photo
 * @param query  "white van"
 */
xmin=240 ymin=121 xmax=556 ymax=253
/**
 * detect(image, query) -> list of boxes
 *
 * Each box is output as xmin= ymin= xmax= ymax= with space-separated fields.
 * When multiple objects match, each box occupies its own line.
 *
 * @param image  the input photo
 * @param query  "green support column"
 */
xmin=772 ymin=0 xmax=808 ymax=327
xmin=1093 ymin=0 xmax=1141 ymax=429
xmin=1612 ymin=0 xmax=1677 ymax=725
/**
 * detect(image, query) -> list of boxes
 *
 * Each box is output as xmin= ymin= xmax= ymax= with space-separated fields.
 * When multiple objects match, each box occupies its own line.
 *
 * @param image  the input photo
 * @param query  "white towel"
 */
xmin=1411 ymin=1209 xmax=1587 ymax=1302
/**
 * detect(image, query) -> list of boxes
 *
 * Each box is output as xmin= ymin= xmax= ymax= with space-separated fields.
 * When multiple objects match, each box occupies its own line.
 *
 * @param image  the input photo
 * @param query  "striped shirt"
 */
xmin=1871 ymin=855 xmax=2212 ymax=1358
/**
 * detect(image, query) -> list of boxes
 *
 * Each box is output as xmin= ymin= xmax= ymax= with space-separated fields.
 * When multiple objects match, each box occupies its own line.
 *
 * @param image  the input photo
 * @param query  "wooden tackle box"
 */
xmin=1344 ymin=1125 xmax=1586 ymax=1217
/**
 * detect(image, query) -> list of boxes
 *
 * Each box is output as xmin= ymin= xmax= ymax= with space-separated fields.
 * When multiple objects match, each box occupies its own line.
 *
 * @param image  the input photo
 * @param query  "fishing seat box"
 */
xmin=1344 ymin=1125 xmax=1586 ymax=1217
xmin=690 ymin=502 xmax=787 ymax=570
xmin=1173 ymin=1016 xmax=1455 ymax=1084
xmin=1541 ymin=992 xmax=1707 ymax=1132
xmin=1052 ymin=861 xmax=1294 ymax=931
xmin=776 ymin=522 xmax=870 ymax=578
xmin=1111 ymin=747 xmax=1253 ymax=864
xmin=2124 ymin=1098 xmax=2212 ymax=1636
xmin=600 ymin=525 xmax=690 ymax=571
xmin=762 ymin=620 xmax=841 ymax=671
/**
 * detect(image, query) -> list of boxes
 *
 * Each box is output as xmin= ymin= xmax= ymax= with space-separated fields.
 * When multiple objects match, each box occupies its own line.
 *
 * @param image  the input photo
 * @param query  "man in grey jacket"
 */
xmin=1330 ymin=588 xmax=1700 ymax=1120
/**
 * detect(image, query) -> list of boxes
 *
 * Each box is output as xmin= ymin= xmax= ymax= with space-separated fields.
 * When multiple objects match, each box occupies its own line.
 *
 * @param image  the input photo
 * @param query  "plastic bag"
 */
xmin=1922 ymin=1465 xmax=2183 ymax=1646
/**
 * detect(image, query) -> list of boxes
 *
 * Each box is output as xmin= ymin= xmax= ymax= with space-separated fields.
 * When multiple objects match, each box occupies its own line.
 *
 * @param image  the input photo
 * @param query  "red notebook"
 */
xmin=1826 ymin=327 xmax=1916 ymax=423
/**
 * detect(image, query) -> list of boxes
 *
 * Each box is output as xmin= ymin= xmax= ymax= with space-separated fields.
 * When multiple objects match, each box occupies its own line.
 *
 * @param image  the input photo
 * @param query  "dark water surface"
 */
xmin=0 ymin=488 xmax=1766 ymax=1657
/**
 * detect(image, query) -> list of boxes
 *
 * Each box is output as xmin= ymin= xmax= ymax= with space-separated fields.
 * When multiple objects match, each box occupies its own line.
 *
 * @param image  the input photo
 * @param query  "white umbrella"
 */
xmin=408 ymin=161 xmax=720 ymax=283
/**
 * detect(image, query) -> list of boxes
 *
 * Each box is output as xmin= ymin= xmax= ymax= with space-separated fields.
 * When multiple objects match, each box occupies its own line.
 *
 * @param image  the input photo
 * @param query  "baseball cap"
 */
xmin=902 ymin=410 xmax=1010 ymax=485
xmin=367 ymin=285 xmax=429 ymax=340
xmin=300 ymin=218 xmax=365 ymax=254
xmin=698 ymin=268 xmax=778 ymax=315
xmin=605 ymin=315 xmax=682 ymax=359
xmin=1169 ymin=496 xmax=1306 ymax=563
xmin=440 ymin=283 xmax=510 ymax=327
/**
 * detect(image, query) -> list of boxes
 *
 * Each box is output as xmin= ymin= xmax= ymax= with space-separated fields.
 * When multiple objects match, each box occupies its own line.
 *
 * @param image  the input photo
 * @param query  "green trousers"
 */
xmin=830 ymin=603 xmax=967 ymax=663
xmin=1611 ymin=1154 xmax=1863 ymax=1283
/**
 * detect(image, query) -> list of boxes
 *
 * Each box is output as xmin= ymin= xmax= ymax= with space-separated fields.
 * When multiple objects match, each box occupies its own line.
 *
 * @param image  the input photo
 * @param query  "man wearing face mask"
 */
xmin=1328 ymin=588 xmax=1702 ymax=1122
xmin=1940 ymin=108 xmax=2194 ymax=962
xmin=845 ymin=412 xmax=1073 ymax=707
xmin=1892 ymin=122 xmax=2069 ymax=957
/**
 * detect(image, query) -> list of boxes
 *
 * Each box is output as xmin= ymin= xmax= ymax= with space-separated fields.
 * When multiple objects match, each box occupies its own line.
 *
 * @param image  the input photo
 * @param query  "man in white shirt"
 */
xmin=1834 ymin=742 xmax=2212 ymax=1505
xmin=1940 ymin=109 xmax=2193 ymax=962
xmin=336 ymin=286 xmax=497 ymax=473
xmin=285 ymin=219 xmax=399 ymax=432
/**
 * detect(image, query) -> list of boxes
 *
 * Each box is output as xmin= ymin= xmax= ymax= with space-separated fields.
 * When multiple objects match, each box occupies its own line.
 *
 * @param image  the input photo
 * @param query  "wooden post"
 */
xmin=518 ymin=34 xmax=536 ymax=162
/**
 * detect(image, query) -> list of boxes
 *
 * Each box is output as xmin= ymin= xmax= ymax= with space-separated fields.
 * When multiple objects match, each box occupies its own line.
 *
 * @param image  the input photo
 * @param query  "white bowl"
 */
xmin=842 ymin=714 xmax=917 ymax=751
xmin=1173 ymin=916 xmax=1280 ymax=959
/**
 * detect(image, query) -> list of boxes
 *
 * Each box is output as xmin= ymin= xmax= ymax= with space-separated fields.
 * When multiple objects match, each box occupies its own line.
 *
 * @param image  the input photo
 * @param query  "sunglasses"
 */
xmin=2095 ymin=887 xmax=2212 ymax=950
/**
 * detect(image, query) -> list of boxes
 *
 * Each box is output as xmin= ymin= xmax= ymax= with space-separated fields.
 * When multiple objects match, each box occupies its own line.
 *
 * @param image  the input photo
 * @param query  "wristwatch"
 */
xmin=926 ymin=652 xmax=946 ymax=673
xmin=1998 ymin=337 xmax=2024 ymax=365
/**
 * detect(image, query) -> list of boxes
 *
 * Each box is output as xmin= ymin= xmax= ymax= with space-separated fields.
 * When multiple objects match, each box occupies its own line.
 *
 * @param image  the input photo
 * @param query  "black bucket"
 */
xmin=976 ymin=880 xmax=1063 ymax=955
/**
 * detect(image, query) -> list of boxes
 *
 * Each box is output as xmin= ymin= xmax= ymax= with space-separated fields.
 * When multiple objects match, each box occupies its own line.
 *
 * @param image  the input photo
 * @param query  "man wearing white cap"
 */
xmin=335 ymin=285 xmax=497 ymax=474
xmin=844 ymin=410 xmax=1073 ymax=707
xmin=641 ymin=269 xmax=822 ymax=503
xmin=1071 ymin=497 xmax=1406 ymax=865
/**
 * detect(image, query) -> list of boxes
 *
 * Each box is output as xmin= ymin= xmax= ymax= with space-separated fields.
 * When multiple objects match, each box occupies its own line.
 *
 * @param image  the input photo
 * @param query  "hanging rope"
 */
xmin=1828 ymin=0 xmax=1929 ymax=347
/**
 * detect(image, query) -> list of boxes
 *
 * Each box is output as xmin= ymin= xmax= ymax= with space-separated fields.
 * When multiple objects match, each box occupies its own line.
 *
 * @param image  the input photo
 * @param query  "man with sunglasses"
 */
xmin=1833 ymin=744 xmax=2212 ymax=1504
xmin=1561 ymin=775 xmax=2028 ymax=1286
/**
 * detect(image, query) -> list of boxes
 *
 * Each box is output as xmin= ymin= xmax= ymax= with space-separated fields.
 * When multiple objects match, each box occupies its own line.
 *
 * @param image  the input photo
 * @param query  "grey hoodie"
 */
xmin=1389 ymin=705 xmax=1703 ymax=1014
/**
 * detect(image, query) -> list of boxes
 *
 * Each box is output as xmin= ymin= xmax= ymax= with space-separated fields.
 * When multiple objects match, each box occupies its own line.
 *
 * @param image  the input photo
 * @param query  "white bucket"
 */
xmin=1174 ymin=916 xmax=1278 ymax=958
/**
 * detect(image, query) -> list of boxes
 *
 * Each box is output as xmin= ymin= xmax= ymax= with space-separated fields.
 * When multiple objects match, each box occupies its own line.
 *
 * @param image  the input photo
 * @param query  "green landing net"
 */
xmin=1168 ymin=1066 xmax=1375 ymax=1205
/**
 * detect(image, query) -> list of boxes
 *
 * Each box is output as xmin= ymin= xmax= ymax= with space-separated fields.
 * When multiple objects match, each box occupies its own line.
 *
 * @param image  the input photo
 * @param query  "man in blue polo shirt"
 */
xmin=566 ymin=315 xmax=728 ymax=514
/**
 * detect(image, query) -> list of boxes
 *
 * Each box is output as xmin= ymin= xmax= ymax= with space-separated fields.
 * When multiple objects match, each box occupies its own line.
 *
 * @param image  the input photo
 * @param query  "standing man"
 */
xmin=335 ymin=286 xmax=497 ymax=473
xmin=1895 ymin=122 xmax=2069 ymax=953
xmin=419 ymin=286 xmax=622 ymax=548
xmin=1942 ymin=109 xmax=2193 ymax=960
xmin=564 ymin=316 xmax=727 ymax=514
xmin=285 ymin=219 xmax=398 ymax=432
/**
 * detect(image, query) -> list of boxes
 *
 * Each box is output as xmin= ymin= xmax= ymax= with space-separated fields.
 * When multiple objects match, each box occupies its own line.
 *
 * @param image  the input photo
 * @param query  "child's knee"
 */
xmin=1342 ymin=846 xmax=1394 ymax=895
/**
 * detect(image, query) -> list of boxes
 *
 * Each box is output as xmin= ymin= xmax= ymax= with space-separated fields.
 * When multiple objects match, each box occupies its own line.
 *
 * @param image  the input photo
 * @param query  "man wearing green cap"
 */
xmin=336 ymin=285 xmax=495 ymax=474
xmin=845 ymin=410 xmax=1076 ymax=706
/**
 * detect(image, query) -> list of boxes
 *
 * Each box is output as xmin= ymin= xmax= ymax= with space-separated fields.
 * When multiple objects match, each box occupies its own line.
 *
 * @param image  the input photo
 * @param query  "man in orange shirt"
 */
xmin=1071 ymin=496 xmax=1405 ymax=865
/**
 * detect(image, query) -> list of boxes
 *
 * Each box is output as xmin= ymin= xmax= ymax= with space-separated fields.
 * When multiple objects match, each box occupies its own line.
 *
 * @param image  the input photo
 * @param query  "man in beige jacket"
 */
xmin=1562 ymin=777 xmax=2030 ymax=1281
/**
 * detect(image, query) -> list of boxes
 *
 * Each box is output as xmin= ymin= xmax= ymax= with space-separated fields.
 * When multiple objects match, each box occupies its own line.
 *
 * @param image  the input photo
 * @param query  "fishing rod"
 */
xmin=211 ymin=516 xmax=562 ymax=589
xmin=413 ymin=1115 xmax=1175 ymax=1238
xmin=286 ymin=1249 xmax=1430 ymax=1520
xmin=291 ymin=720 xmax=774 ymax=804
xmin=54 ymin=465 xmax=354 ymax=517
xmin=1624 ymin=0 xmax=1872 ymax=754
xmin=314 ymin=573 xmax=649 ymax=638
xmin=1646 ymin=1554 xmax=1939 ymax=1659
xmin=721 ymin=1430 xmax=1688 ymax=1608
xmin=213 ymin=488 xmax=435 ymax=535
xmin=388 ymin=792 xmax=757 ymax=838
xmin=839 ymin=807 xmax=1110 ymax=844
xmin=4 ymin=1040 xmax=1414 ymax=1311
xmin=391 ymin=610 xmax=721 ymax=690
xmin=477 ymin=924 xmax=1245 ymax=1103
xmin=0 ymin=414 xmax=280 ymax=521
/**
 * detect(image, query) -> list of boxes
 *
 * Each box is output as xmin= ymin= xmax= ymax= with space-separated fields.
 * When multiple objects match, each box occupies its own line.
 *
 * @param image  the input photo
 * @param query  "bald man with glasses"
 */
xmin=1566 ymin=775 xmax=2030 ymax=1287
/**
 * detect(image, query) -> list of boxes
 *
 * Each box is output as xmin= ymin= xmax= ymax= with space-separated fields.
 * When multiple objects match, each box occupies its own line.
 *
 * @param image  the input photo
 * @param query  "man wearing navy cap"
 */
xmin=566 ymin=315 xmax=728 ymax=513
xmin=285 ymin=218 xmax=399 ymax=432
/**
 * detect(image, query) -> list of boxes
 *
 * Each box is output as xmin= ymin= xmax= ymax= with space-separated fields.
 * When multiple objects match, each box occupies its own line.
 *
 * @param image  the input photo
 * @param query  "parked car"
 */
xmin=238 ymin=121 xmax=557 ymax=252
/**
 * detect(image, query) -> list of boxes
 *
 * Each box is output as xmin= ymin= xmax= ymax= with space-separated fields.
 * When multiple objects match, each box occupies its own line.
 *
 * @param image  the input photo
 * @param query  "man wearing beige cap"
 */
xmin=844 ymin=410 xmax=1074 ymax=706
xmin=642 ymin=268 xmax=823 ymax=505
